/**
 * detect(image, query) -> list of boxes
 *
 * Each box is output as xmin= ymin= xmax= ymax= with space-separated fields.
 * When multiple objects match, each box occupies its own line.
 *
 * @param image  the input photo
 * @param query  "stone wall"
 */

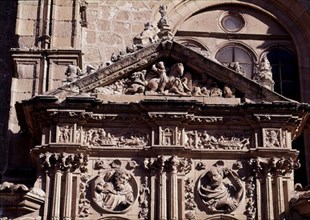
xmin=0 ymin=0 xmax=17 ymax=176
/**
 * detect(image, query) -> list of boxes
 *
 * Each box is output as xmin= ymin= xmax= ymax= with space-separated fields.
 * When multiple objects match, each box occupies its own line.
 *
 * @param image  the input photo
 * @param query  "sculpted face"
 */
xmin=114 ymin=171 xmax=129 ymax=190
xmin=207 ymin=167 xmax=223 ymax=188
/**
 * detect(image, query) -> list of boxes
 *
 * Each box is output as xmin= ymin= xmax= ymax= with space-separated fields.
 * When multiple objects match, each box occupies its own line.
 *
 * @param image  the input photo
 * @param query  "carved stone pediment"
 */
xmin=46 ymin=40 xmax=291 ymax=104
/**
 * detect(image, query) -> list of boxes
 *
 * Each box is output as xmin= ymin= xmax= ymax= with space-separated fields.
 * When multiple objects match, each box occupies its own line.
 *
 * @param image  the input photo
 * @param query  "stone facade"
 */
xmin=1 ymin=1 xmax=310 ymax=220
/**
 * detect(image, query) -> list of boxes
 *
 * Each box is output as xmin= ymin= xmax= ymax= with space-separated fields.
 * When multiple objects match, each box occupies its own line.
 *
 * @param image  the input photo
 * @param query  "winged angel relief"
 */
xmin=94 ymin=61 xmax=236 ymax=98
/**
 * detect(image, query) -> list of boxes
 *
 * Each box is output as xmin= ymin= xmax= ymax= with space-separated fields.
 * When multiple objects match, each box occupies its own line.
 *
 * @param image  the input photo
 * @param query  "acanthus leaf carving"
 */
xmin=245 ymin=176 xmax=256 ymax=220
xmin=39 ymin=152 xmax=88 ymax=172
xmin=249 ymin=157 xmax=300 ymax=177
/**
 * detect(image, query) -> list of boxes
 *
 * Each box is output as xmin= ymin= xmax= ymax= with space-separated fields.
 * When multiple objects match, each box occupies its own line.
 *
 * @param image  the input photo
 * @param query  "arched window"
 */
xmin=216 ymin=46 xmax=254 ymax=79
xmin=266 ymin=48 xmax=300 ymax=101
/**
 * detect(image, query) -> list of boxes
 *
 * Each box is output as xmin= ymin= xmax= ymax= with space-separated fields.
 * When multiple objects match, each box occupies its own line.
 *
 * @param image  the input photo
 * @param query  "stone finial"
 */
xmin=80 ymin=0 xmax=88 ymax=27
xmin=133 ymin=22 xmax=159 ymax=48
xmin=157 ymin=5 xmax=173 ymax=40
xmin=253 ymin=56 xmax=274 ymax=90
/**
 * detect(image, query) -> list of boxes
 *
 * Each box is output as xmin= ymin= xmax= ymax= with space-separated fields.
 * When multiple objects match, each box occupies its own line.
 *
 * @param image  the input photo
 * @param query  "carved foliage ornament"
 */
xmin=144 ymin=156 xmax=192 ymax=174
xmin=249 ymin=157 xmax=300 ymax=176
xmin=93 ymin=61 xmax=237 ymax=98
xmin=39 ymin=152 xmax=88 ymax=172
xmin=198 ymin=165 xmax=244 ymax=214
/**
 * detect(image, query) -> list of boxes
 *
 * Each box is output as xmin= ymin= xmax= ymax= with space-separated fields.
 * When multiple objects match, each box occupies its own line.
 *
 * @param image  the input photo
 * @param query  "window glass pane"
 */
xmin=216 ymin=46 xmax=253 ymax=78
xmin=217 ymin=47 xmax=233 ymax=63
xmin=267 ymin=48 xmax=300 ymax=101
xmin=234 ymin=48 xmax=251 ymax=63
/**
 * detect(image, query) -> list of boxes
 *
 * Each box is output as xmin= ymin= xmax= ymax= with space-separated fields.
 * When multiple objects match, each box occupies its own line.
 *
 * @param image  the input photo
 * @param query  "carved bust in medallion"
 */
xmin=93 ymin=169 xmax=137 ymax=213
xmin=198 ymin=166 xmax=244 ymax=214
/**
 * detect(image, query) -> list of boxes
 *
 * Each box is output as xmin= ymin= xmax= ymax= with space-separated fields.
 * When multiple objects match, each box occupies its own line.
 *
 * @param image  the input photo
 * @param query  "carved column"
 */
xmin=169 ymin=156 xmax=179 ymax=220
xmin=51 ymin=170 xmax=62 ymax=220
xmin=265 ymin=172 xmax=274 ymax=220
xmin=63 ymin=171 xmax=73 ymax=219
xmin=43 ymin=172 xmax=51 ymax=220
xmin=158 ymin=157 xmax=167 ymax=220
xmin=38 ymin=152 xmax=88 ymax=220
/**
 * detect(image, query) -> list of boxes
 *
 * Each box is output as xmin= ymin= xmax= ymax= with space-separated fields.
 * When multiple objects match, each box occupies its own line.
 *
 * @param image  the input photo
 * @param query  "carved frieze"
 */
xmin=185 ymin=130 xmax=250 ymax=150
xmin=197 ymin=165 xmax=244 ymax=214
xmin=83 ymin=128 xmax=149 ymax=148
xmin=92 ymin=61 xmax=238 ymax=98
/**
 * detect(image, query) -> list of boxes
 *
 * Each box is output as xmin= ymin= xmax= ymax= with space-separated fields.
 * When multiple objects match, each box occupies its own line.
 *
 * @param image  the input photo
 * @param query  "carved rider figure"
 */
xmin=93 ymin=170 xmax=134 ymax=212
xmin=199 ymin=166 xmax=243 ymax=213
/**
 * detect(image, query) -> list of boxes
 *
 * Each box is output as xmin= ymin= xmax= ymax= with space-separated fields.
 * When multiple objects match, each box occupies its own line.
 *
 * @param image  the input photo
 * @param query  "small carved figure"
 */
xmin=125 ymin=70 xmax=147 ymax=94
xmin=64 ymin=64 xmax=83 ymax=82
xmin=59 ymin=125 xmax=71 ymax=143
xmin=265 ymin=130 xmax=280 ymax=147
xmin=253 ymin=56 xmax=274 ymax=89
xmin=198 ymin=166 xmax=243 ymax=213
xmin=223 ymin=85 xmax=235 ymax=98
xmin=93 ymin=170 xmax=134 ymax=212
xmin=228 ymin=62 xmax=245 ymax=76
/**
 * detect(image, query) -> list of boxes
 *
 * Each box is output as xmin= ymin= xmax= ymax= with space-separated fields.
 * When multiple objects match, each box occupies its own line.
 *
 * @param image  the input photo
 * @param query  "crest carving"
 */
xmin=198 ymin=165 xmax=244 ymax=214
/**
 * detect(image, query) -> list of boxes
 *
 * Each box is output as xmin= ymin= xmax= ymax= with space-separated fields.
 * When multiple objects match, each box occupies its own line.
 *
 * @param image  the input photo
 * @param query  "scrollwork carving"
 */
xmin=198 ymin=165 xmax=244 ymax=214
